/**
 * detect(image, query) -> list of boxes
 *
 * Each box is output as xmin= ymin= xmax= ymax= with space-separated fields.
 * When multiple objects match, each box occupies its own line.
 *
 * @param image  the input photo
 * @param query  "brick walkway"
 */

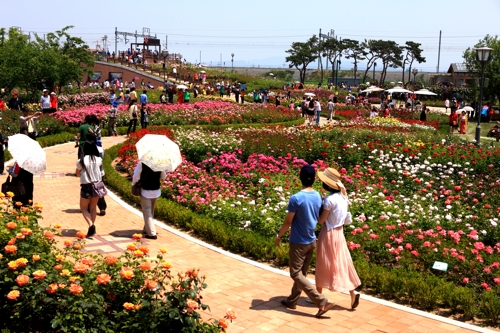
xmin=28 ymin=136 xmax=492 ymax=333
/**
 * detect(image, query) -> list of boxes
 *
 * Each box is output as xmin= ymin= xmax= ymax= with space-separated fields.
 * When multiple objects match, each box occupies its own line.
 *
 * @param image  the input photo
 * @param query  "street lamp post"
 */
xmin=475 ymin=46 xmax=493 ymax=145
xmin=231 ymin=53 xmax=234 ymax=72
xmin=412 ymin=68 xmax=418 ymax=111
xmin=161 ymin=49 xmax=169 ymax=86
xmin=373 ymin=62 xmax=377 ymax=81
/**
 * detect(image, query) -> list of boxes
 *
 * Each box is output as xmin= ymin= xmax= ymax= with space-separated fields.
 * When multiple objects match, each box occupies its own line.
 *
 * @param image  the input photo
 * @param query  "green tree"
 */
xmin=285 ymin=35 xmax=319 ymax=84
xmin=342 ymin=39 xmax=366 ymax=85
xmin=360 ymin=39 xmax=380 ymax=83
xmin=401 ymin=41 xmax=425 ymax=84
xmin=375 ymin=40 xmax=403 ymax=84
xmin=463 ymin=35 xmax=500 ymax=103
xmin=322 ymin=38 xmax=346 ymax=86
xmin=0 ymin=26 xmax=94 ymax=98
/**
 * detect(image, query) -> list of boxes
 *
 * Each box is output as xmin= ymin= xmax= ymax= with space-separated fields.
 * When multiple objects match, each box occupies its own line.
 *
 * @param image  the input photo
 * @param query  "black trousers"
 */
xmin=127 ymin=119 xmax=137 ymax=134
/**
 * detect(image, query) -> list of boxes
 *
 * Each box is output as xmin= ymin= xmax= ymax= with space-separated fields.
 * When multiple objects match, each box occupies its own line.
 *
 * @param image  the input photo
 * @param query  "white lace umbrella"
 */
xmin=413 ymin=89 xmax=437 ymax=96
xmin=8 ymin=134 xmax=46 ymax=175
xmin=303 ymin=92 xmax=316 ymax=97
xmin=135 ymin=134 xmax=182 ymax=172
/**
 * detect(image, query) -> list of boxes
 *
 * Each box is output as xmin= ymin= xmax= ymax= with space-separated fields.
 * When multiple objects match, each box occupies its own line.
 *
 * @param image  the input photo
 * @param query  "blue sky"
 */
xmin=3 ymin=0 xmax=500 ymax=72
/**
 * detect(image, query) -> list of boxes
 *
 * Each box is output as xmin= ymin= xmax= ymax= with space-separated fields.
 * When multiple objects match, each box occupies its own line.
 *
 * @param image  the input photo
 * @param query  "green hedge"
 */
xmin=103 ymin=144 xmax=290 ymax=266
xmin=100 ymin=118 xmax=305 ymax=137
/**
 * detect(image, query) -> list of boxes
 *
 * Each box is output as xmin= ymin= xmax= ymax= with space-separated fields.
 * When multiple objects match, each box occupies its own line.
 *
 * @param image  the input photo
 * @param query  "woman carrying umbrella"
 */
xmin=9 ymin=131 xmax=47 ymax=208
xmin=76 ymin=137 xmax=104 ymax=238
xmin=132 ymin=134 xmax=182 ymax=239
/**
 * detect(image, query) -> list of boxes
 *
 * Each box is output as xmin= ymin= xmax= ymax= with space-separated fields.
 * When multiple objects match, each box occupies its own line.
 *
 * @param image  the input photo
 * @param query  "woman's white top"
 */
xmin=323 ymin=192 xmax=348 ymax=230
xmin=76 ymin=156 xmax=103 ymax=184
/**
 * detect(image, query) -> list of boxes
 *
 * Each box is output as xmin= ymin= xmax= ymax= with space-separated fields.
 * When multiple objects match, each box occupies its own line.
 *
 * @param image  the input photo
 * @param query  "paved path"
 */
xmin=24 ymin=136 xmax=491 ymax=333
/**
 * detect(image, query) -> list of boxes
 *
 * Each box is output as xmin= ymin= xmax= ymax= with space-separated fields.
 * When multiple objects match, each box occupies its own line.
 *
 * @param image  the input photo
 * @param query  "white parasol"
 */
xmin=8 ymin=134 xmax=46 ymax=175
xmin=413 ymin=89 xmax=437 ymax=96
xmin=303 ymin=92 xmax=316 ymax=97
xmin=176 ymin=84 xmax=188 ymax=90
xmin=135 ymin=134 xmax=182 ymax=172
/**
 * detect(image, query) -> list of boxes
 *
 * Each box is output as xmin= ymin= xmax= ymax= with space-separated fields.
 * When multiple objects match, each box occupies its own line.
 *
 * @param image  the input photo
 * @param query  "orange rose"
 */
xmin=134 ymin=304 xmax=141 ymax=310
xmin=16 ymin=274 xmax=30 ymax=287
xmin=53 ymin=223 xmax=62 ymax=229
xmin=138 ymin=246 xmax=149 ymax=254
xmin=7 ymin=261 xmax=18 ymax=270
xmin=46 ymin=283 xmax=59 ymax=294
xmin=64 ymin=240 xmax=72 ymax=247
xmin=225 ymin=308 xmax=237 ymax=320
xmin=132 ymin=233 xmax=142 ymax=240
xmin=33 ymin=270 xmax=47 ymax=279
xmin=81 ymin=258 xmax=95 ymax=266
xmin=186 ymin=300 xmax=199 ymax=312
xmin=7 ymin=290 xmax=20 ymax=300
xmin=144 ymin=279 xmax=157 ymax=291
xmin=5 ymin=245 xmax=17 ymax=254
xmin=21 ymin=228 xmax=32 ymax=236
xmin=56 ymin=254 xmax=64 ymax=261
xmin=96 ymin=274 xmax=111 ymax=285
xmin=15 ymin=233 xmax=25 ymax=239
xmin=44 ymin=231 xmax=55 ymax=240
xmin=34 ymin=203 xmax=43 ymax=210
xmin=159 ymin=248 xmax=167 ymax=254
xmin=218 ymin=318 xmax=229 ymax=329
xmin=161 ymin=261 xmax=172 ymax=270
xmin=105 ymin=256 xmax=118 ymax=265
xmin=123 ymin=302 xmax=135 ymax=311
xmin=69 ymin=276 xmax=79 ymax=283
xmin=0 ymin=254 xmax=3 ymax=260
xmin=126 ymin=243 xmax=137 ymax=251
xmin=60 ymin=269 xmax=71 ymax=277
xmin=54 ymin=264 xmax=63 ymax=271
xmin=74 ymin=263 xmax=90 ymax=274
xmin=15 ymin=258 xmax=28 ymax=267
xmin=133 ymin=250 xmax=144 ymax=257
xmin=15 ymin=202 xmax=22 ymax=207
xmin=32 ymin=254 xmax=41 ymax=261
xmin=178 ymin=272 xmax=186 ymax=279
xmin=140 ymin=262 xmax=151 ymax=271
xmin=0 ymin=191 xmax=4 ymax=198
xmin=76 ymin=231 xmax=86 ymax=239
xmin=17 ymin=216 xmax=29 ymax=222
xmin=6 ymin=191 xmax=14 ymax=198
xmin=120 ymin=267 xmax=134 ymax=280
xmin=73 ymin=244 xmax=81 ymax=250
xmin=5 ymin=222 xmax=17 ymax=229
xmin=7 ymin=238 xmax=16 ymax=245
xmin=68 ymin=283 xmax=83 ymax=295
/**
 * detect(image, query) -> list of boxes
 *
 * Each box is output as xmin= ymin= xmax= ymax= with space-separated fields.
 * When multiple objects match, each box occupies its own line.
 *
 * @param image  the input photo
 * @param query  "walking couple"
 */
xmin=276 ymin=165 xmax=361 ymax=318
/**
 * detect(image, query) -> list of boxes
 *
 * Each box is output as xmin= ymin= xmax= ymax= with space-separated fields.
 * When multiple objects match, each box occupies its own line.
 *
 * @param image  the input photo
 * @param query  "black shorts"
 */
xmin=306 ymin=109 xmax=315 ymax=116
xmin=80 ymin=184 xmax=93 ymax=199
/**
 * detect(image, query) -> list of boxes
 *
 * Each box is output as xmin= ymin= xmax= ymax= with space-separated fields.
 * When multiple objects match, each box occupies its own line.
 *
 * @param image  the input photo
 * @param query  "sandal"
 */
xmin=351 ymin=293 xmax=360 ymax=310
xmin=315 ymin=302 xmax=335 ymax=318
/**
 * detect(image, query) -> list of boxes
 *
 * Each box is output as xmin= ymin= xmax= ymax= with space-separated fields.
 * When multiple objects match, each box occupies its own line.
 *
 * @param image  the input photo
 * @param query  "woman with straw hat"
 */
xmin=313 ymin=167 xmax=361 ymax=310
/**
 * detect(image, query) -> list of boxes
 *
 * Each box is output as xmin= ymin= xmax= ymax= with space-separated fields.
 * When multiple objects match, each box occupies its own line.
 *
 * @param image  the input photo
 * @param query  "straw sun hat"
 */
xmin=317 ymin=168 xmax=347 ymax=198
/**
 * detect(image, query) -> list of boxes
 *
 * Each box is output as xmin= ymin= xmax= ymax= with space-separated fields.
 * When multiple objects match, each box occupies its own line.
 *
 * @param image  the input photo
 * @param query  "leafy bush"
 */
xmin=0 ymin=195 xmax=234 ymax=332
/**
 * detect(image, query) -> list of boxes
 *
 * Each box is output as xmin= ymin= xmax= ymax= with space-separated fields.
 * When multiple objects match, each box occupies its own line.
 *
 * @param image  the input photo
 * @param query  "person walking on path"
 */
xmin=310 ymin=168 xmax=361 ymax=310
xmin=132 ymin=162 xmax=166 ymax=240
xmin=458 ymin=110 xmax=468 ymax=134
xmin=75 ymin=139 xmax=103 ymax=238
xmin=275 ymin=164 xmax=335 ymax=318
xmin=126 ymin=100 xmax=138 ymax=137
xmin=108 ymin=101 xmax=118 ymax=136
xmin=326 ymin=99 xmax=334 ymax=121
xmin=449 ymin=109 xmax=458 ymax=134
xmin=445 ymin=98 xmax=450 ymax=113
xmin=49 ymin=92 xmax=58 ymax=113
xmin=314 ymin=99 xmax=322 ymax=125
xmin=76 ymin=115 xmax=94 ymax=159
xmin=177 ymin=89 xmax=184 ymax=104
xmin=240 ymin=89 xmax=245 ymax=104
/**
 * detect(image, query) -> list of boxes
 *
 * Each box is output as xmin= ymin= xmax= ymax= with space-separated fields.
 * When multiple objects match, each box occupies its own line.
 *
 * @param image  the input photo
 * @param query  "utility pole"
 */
xmin=437 ymin=30 xmax=442 ymax=73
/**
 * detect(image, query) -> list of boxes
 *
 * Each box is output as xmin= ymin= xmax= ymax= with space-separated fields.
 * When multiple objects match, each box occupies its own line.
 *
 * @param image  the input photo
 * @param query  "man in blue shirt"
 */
xmin=140 ymin=90 xmax=148 ymax=107
xmin=276 ymin=165 xmax=335 ymax=318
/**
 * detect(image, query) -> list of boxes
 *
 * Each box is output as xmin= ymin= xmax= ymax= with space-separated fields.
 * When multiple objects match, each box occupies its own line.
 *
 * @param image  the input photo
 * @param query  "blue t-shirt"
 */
xmin=140 ymin=93 xmax=148 ymax=104
xmin=287 ymin=190 xmax=322 ymax=244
